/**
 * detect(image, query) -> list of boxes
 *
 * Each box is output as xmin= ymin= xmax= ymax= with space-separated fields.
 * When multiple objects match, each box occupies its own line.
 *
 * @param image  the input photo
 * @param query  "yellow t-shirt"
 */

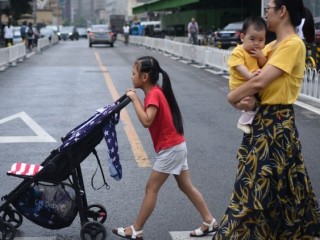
xmin=260 ymin=35 xmax=306 ymax=104
xmin=228 ymin=45 xmax=261 ymax=90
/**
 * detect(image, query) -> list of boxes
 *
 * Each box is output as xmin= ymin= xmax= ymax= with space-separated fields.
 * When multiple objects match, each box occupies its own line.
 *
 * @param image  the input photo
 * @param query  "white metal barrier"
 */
xmin=0 ymin=47 xmax=9 ymax=70
xmin=0 ymin=36 xmax=59 ymax=71
xmin=119 ymin=35 xmax=320 ymax=102
xmin=301 ymin=68 xmax=320 ymax=102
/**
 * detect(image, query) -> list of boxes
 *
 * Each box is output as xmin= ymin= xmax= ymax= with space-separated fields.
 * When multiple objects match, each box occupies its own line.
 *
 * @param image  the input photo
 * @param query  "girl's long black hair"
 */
xmin=136 ymin=56 xmax=184 ymax=135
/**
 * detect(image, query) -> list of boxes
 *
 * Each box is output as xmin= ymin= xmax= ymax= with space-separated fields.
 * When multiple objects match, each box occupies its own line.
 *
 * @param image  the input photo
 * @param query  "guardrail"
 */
xmin=118 ymin=35 xmax=320 ymax=102
xmin=0 ymin=35 xmax=59 ymax=72
xmin=125 ymin=35 xmax=230 ymax=73
xmin=301 ymin=68 xmax=320 ymax=102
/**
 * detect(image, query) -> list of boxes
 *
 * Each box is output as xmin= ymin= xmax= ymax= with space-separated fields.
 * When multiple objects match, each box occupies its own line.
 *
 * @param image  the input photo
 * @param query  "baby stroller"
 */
xmin=0 ymin=95 xmax=131 ymax=240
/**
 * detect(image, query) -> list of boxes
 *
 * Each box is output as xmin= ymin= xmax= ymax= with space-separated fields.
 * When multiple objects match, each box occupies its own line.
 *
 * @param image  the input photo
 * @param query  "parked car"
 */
xmin=40 ymin=27 xmax=55 ymax=42
xmin=214 ymin=21 xmax=243 ymax=49
xmin=46 ymin=25 xmax=61 ymax=40
xmin=88 ymin=24 xmax=115 ymax=48
xmin=314 ymin=17 xmax=320 ymax=45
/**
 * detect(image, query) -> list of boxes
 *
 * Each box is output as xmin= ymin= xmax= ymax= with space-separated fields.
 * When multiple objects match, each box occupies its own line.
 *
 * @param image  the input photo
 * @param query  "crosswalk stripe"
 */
xmin=15 ymin=238 xmax=56 ymax=240
xmin=170 ymin=231 xmax=214 ymax=239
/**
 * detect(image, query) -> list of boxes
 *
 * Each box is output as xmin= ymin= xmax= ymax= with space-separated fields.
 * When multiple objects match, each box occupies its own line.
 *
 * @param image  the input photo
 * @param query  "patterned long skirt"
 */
xmin=213 ymin=105 xmax=320 ymax=240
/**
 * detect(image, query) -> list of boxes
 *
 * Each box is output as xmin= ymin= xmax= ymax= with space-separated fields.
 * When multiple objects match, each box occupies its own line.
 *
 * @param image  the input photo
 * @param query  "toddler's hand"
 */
xmin=250 ymin=48 xmax=263 ymax=60
xmin=252 ymin=69 xmax=262 ymax=77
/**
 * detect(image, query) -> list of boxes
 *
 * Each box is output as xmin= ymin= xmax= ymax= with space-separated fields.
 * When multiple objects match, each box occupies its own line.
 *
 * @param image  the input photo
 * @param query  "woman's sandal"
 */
xmin=112 ymin=225 xmax=143 ymax=240
xmin=190 ymin=218 xmax=218 ymax=237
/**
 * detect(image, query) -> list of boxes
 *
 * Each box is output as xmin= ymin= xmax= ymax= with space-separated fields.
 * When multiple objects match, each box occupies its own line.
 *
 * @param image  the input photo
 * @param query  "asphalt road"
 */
xmin=0 ymin=39 xmax=319 ymax=240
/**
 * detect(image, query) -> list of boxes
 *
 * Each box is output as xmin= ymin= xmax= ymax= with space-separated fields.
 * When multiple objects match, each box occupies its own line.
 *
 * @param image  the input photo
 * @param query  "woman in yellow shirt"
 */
xmin=213 ymin=0 xmax=320 ymax=239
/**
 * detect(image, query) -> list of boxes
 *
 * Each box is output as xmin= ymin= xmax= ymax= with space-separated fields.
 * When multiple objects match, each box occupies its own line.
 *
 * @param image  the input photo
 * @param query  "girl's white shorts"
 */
xmin=153 ymin=141 xmax=188 ymax=175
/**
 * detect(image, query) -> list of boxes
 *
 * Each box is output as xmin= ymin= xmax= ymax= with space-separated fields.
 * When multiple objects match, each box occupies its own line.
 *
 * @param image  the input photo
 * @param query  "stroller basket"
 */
xmin=12 ymin=182 xmax=77 ymax=229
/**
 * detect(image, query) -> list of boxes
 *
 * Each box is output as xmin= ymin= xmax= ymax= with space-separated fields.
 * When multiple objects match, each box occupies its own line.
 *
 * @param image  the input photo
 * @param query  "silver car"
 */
xmin=88 ymin=24 xmax=115 ymax=48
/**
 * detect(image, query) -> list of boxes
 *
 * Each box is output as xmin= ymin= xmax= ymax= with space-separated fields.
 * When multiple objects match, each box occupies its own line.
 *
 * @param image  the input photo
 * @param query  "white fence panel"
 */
xmin=301 ymin=68 xmax=320 ymax=102
xmin=8 ymin=45 xmax=19 ymax=66
xmin=0 ymin=48 xmax=9 ymax=70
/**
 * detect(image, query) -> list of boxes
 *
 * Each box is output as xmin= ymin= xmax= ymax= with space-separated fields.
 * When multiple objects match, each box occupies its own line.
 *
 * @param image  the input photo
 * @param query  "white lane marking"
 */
xmin=15 ymin=238 xmax=56 ymax=240
xmin=295 ymin=100 xmax=320 ymax=115
xmin=0 ymin=112 xmax=56 ymax=143
xmin=170 ymin=231 xmax=214 ymax=239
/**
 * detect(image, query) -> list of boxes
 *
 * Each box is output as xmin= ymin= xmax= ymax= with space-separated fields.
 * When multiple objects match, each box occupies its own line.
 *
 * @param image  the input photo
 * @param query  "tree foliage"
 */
xmin=3 ymin=0 xmax=33 ymax=24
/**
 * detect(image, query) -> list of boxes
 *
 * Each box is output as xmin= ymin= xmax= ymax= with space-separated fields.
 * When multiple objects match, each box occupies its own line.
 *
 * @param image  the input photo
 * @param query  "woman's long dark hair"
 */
xmin=274 ymin=0 xmax=315 ymax=43
xmin=302 ymin=7 xmax=315 ymax=43
xmin=136 ymin=56 xmax=184 ymax=135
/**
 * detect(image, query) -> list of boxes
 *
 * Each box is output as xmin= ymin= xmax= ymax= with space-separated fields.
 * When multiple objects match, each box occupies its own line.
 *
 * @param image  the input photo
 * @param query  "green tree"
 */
xmin=3 ymin=0 xmax=33 ymax=24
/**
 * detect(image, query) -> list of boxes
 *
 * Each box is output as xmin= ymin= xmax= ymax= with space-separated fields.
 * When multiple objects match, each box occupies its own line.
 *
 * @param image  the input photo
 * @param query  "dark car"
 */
xmin=314 ymin=17 xmax=320 ymax=45
xmin=214 ymin=21 xmax=243 ymax=49
xmin=88 ymin=24 xmax=115 ymax=48
xmin=59 ymin=26 xmax=78 ymax=41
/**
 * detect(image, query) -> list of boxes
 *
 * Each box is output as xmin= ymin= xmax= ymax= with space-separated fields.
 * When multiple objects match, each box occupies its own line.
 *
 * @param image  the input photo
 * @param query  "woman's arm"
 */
xmin=227 ymin=63 xmax=284 ymax=107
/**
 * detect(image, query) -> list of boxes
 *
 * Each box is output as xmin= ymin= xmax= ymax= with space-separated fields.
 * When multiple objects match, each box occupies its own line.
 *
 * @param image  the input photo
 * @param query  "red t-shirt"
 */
xmin=144 ymin=85 xmax=185 ymax=153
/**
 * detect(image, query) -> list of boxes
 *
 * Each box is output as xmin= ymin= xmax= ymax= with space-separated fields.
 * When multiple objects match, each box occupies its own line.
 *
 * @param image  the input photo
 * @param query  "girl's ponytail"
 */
xmin=161 ymin=69 xmax=184 ymax=135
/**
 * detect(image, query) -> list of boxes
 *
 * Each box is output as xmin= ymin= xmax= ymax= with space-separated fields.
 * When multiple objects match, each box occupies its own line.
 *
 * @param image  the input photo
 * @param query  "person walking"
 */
xmin=20 ymin=21 xmax=27 ymax=44
xmin=26 ymin=22 xmax=35 ymax=51
xmin=213 ymin=0 xmax=320 ymax=239
xmin=112 ymin=56 xmax=217 ymax=240
xmin=123 ymin=23 xmax=130 ymax=45
xmin=188 ymin=17 xmax=199 ymax=45
xmin=4 ymin=21 xmax=14 ymax=47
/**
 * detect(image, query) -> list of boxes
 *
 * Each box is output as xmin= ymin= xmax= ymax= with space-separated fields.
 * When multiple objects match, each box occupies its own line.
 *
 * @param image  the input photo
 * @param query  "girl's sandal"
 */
xmin=190 ymin=218 xmax=218 ymax=237
xmin=112 ymin=225 xmax=143 ymax=240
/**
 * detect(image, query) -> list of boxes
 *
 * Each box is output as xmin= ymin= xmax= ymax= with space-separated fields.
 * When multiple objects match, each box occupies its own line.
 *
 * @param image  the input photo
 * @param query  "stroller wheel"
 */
xmin=80 ymin=221 xmax=107 ymax=240
xmin=2 ymin=209 xmax=23 ymax=228
xmin=0 ymin=221 xmax=16 ymax=240
xmin=86 ymin=204 xmax=107 ymax=224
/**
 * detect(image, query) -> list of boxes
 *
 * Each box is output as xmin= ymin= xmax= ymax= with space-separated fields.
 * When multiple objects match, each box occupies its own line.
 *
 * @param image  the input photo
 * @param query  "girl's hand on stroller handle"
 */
xmin=126 ymin=89 xmax=137 ymax=100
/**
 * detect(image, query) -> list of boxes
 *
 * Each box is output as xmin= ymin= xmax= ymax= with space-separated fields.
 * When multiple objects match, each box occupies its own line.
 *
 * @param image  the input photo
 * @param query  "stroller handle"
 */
xmin=114 ymin=94 xmax=131 ymax=112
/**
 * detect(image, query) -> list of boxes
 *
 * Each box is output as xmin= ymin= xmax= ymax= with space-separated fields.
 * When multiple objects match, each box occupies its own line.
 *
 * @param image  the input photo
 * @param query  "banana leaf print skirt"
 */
xmin=213 ymin=105 xmax=320 ymax=240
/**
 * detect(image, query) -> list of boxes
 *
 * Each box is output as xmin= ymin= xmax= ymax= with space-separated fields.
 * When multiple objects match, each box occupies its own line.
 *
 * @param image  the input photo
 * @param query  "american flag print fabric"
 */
xmin=103 ymin=112 xmax=122 ymax=181
xmin=58 ymin=102 xmax=123 ymax=180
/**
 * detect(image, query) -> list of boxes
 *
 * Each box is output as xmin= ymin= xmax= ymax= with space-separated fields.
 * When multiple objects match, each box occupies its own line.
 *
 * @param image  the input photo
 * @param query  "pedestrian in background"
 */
xmin=112 ymin=56 xmax=217 ymax=240
xmin=20 ymin=21 xmax=27 ymax=44
xmin=123 ymin=22 xmax=130 ymax=45
xmin=4 ymin=21 xmax=13 ymax=47
xmin=188 ymin=17 xmax=199 ymax=45
xmin=26 ymin=22 xmax=35 ymax=51
xmin=213 ymin=0 xmax=320 ymax=239
xmin=228 ymin=16 xmax=267 ymax=134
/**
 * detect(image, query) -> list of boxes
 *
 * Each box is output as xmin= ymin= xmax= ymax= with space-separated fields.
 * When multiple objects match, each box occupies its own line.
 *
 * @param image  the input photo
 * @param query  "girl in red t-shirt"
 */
xmin=112 ymin=56 xmax=217 ymax=239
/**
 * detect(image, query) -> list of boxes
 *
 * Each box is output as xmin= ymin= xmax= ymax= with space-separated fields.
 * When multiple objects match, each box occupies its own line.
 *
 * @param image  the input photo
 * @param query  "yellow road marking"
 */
xmin=94 ymin=52 xmax=151 ymax=167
